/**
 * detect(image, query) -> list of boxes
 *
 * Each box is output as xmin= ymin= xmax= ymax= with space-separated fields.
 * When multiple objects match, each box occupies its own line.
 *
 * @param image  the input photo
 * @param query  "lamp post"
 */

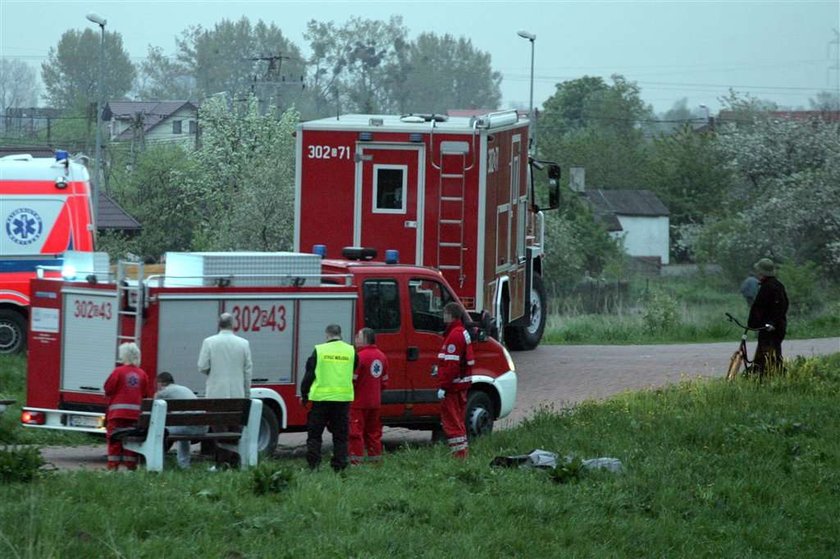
xmin=699 ymin=104 xmax=712 ymax=131
xmin=86 ymin=12 xmax=106 ymax=224
xmin=517 ymin=30 xmax=536 ymax=154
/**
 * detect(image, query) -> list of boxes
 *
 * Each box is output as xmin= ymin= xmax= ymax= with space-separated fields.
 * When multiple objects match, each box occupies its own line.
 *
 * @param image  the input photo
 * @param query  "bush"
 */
xmin=251 ymin=462 xmax=294 ymax=496
xmin=777 ymin=261 xmax=822 ymax=315
xmin=0 ymin=445 xmax=44 ymax=483
xmin=641 ymin=290 xmax=679 ymax=333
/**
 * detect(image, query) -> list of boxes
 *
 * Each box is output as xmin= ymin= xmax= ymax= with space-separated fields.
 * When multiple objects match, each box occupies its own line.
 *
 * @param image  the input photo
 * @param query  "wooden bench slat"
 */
xmin=141 ymin=398 xmax=251 ymax=413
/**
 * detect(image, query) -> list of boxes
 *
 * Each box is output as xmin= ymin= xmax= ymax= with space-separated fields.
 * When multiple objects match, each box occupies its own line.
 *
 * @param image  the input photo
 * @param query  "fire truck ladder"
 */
xmin=437 ymin=150 xmax=468 ymax=288
xmin=115 ymin=261 xmax=145 ymax=356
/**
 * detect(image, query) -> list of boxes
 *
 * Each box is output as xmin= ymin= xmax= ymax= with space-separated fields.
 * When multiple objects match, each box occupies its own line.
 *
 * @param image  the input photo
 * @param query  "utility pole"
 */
xmin=831 ymin=29 xmax=840 ymax=110
xmin=86 ymin=12 xmax=107 ymax=224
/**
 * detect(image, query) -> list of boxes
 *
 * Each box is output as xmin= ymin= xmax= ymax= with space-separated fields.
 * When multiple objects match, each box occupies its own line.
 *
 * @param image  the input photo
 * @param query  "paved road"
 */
xmin=40 ymin=337 xmax=839 ymax=470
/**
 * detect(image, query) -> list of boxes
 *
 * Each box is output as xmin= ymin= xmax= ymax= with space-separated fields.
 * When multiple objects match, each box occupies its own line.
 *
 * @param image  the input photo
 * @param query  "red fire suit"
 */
xmin=103 ymin=364 xmax=151 ymax=470
xmin=349 ymin=344 xmax=389 ymax=464
xmin=437 ymin=318 xmax=474 ymax=458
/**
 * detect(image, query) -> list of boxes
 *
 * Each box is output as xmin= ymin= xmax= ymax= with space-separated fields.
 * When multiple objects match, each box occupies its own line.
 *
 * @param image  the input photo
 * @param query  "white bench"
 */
xmin=120 ymin=398 xmax=262 ymax=472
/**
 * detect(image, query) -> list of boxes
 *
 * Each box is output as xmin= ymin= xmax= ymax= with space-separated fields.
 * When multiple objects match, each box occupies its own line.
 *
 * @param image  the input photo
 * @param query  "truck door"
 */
xmin=355 ymin=145 xmax=424 ymax=265
xmin=360 ymin=277 xmax=408 ymax=412
xmin=404 ymin=276 xmax=457 ymax=415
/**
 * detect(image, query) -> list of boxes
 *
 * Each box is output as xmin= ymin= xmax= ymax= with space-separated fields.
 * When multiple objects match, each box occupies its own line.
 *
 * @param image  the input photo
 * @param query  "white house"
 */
xmin=584 ymin=189 xmax=671 ymax=265
xmin=103 ymin=101 xmax=198 ymax=148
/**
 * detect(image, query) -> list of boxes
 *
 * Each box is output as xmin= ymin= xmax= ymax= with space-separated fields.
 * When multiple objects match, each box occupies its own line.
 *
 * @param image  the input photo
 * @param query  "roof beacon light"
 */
xmin=55 ymin=150 xmax=69 ymax=162
xmin=312 ymin=244 xmax=327 ymax=258
xmin=385 ymin=249 xmax=399 ymax=264
xmin=342 ymin=247 xmax=377 ymax=261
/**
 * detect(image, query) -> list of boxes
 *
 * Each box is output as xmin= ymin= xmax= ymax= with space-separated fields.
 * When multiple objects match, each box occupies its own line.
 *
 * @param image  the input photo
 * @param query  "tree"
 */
xmin=394 ymin=33 xmax=502 ymax=113
xmin=539 ymin=75 xmax=654 ymax=189
xmin=0 ymin=60 xmax=39 ymax=111
xmin=304 ymin=16 xmax=409 ymax=114
xmin=809 ymin=90 xmax=840 ymax=111
xmin=136 ymin=46 xmax=195 ymax=100
xmin=696 ymin=117 xmax=840 ymax=279
xmin=41 ymin=28 xmax=135 ymax=109
xmin=108 ymin=144 xmax=199 ymax=258
xmin=184 ymin=96 xmax=297 ymax=251
xmin=174 ymin=17 xmax=305 ymax=109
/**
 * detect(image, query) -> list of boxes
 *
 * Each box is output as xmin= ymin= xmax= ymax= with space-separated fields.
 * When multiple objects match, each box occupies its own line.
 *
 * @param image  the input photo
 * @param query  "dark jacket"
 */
xmin=748 ymin=276 xmax=789 ymax=335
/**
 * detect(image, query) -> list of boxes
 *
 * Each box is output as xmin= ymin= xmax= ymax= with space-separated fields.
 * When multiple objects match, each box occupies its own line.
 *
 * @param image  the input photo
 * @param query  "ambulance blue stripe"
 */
xmin=0 ymin=258 xmax=63 ymax=272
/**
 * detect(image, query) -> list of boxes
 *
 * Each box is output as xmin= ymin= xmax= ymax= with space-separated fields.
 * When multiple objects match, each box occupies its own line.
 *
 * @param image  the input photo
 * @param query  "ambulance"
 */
xmin=295 ymin=111 xmax=561 ymax=350
xmin=0 ymin=152 xmax=94 ymax=353
xmin=21 ymin=251 xmax=516 ymax=454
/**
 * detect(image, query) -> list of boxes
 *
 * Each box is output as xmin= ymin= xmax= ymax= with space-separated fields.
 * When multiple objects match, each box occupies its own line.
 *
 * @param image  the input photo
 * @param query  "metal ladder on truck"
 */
xmin=115 ymin=261 xmax=145 ymax=358
xmin=437 ymin=149 xmax=468 ymax=289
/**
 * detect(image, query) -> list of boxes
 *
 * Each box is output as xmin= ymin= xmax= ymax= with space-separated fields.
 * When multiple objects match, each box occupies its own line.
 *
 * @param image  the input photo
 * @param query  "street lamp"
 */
xmin=699 ymin=104 xmax=710 ymax=124
xmin=86 ymin=12 xmax=106 ymax=224
xmin=517 ymin=30 xmax=536 ymax=154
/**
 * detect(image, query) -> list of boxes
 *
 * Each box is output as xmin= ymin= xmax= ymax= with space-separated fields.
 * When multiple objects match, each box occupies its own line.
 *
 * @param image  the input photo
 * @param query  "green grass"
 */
xmin=1 ymin=354 xmax=839 ymax=558
xmin=545 ymin=274 xmax=840 ymax=345
xmin=0 ymin=355 xmax=89 ymax=446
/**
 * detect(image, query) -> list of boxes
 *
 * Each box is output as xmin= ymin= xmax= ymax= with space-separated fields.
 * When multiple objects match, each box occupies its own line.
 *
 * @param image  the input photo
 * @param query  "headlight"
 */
xmin=501 ymin=345 xmax=516 ymax=372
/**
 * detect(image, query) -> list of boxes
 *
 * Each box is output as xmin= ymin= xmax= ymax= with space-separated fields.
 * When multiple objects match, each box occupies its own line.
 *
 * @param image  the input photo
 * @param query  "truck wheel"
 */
xmin=466 ymin=391 xmax=494 ymax=440
xmin=257 ymin=404 xmax=280 ymax=456
xmin=0 ymin=310 xmax=26 ymax=354
xmin=504 ymin=273 xmax=547 ymax=351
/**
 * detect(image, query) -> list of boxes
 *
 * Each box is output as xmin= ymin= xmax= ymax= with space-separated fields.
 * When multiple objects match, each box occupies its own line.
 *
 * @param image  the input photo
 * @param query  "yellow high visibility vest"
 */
xmin=309 ymin=341 xmax=355 ymax=402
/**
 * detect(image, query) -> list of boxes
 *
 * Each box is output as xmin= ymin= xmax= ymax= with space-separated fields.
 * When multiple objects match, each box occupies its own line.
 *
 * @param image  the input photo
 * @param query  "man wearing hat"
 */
xmin=747 ymin=258 xmax=789 ymax=375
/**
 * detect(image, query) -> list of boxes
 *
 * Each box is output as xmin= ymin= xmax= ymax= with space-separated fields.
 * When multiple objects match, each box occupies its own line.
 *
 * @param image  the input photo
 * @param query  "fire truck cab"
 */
xmin=0 ymin=152 xmax=94 ymax=353
xmin=22 ymin=251 xmax=516 ymax=455
xmin=295 ymin=111 xmax=561 ymax=350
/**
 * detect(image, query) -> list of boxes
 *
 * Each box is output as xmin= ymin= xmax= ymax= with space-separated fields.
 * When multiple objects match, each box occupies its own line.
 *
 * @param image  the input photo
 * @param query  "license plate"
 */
xmin=68 ymin=415 xmax=102 ymax=428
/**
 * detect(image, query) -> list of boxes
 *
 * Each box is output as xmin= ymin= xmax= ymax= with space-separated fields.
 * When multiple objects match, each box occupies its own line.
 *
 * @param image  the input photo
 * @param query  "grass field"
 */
xmin=544 ymin=274 xmax=840 ymax=345
xmin=1 ymin=354 xmax=838 ymax=558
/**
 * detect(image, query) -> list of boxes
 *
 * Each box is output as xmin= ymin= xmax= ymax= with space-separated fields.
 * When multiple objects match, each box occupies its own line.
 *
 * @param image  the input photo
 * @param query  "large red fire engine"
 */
xmin=21 ymin=251 xmax=516 ymax=454
xmin=0 ymin=152 xmax=94 ymax=354
xmin=295 ymin=111 xmax=560 ymax=350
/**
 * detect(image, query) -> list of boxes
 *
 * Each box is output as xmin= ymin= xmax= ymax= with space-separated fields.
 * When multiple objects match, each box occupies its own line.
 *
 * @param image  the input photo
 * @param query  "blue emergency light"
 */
xmin=312 ymin=244 xmax=327 ymax=258
xmin=385 ymin=250 xmax=399 ymax=264
xmin=55 ymin=150 xmax=68 ymax=161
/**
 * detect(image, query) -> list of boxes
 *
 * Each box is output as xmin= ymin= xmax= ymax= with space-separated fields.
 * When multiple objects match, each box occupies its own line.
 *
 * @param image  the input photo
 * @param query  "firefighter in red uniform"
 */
xmin=349 ymin=327 xmax=389 ymax=465
xmin=436 ymin=302 xmax=474 ymax=459
xmin=103 ymin=342 xmax=152 ymax=470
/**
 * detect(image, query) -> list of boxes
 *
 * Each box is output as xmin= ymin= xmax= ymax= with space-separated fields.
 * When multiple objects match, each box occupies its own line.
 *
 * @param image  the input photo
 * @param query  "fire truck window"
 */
xmin=409 ymin=279 xmax=454 ymax=333
xmin=362 ymin=280 xmax=400 ymax=332
xmin=373 ymin=166 xmax=406 ymax=213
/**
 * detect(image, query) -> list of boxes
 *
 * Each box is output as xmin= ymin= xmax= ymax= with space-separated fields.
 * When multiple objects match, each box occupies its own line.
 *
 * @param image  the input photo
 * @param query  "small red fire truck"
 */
xmin=21 ymin=251 xmax=516 ymax=454
xmin=0 ymin=152 xmax=95 ymax=354
xmin=295 ymin=111 xmax=560 ymax=350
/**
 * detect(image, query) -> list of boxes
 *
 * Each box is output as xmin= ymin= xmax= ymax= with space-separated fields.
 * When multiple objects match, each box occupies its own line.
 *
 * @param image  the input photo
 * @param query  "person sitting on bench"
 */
xmin=154 ymin=372 xmax=207 ymax=469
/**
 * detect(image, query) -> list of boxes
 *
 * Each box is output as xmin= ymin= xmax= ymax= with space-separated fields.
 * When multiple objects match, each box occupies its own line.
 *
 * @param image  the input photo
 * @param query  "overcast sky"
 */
xmin=1 ymin=0 xmax=839 ymax=114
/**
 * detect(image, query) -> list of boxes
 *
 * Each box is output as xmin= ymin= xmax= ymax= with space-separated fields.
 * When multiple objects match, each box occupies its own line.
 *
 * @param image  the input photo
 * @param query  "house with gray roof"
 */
xmin=104 ymin=101 xmax=198 ymax=148
xmin=584 ymin=189 xmax=670 ymax=265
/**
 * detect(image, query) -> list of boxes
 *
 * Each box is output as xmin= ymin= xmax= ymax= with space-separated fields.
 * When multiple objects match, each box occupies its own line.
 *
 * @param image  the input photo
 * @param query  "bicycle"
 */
xmin=724 ymin=313 xmax=769 ymax=380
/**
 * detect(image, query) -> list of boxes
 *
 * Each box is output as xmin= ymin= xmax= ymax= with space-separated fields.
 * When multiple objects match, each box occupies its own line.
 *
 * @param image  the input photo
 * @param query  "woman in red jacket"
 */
xmin=103 ymin=343 xmax=152 ymax=470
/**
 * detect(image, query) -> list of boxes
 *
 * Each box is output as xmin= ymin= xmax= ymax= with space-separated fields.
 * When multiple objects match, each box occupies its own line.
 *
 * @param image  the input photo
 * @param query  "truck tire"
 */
xmin=466 ymin=390 xmax=494 ymax=440
xmin=504 ymin=273 xmax=547 ymax=351
xmin=257 ymin=404 xmax=280 ymax=456
xmin=0 ymin=309 xmax=26 ymax=354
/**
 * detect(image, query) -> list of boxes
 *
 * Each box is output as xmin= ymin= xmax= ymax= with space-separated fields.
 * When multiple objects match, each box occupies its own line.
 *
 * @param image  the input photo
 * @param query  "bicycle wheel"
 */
xmin=726 ymin=350 xmax=744 ymax=381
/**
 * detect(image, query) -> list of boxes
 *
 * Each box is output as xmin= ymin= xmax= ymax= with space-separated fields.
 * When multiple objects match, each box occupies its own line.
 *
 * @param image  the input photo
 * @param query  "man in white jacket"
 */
xmin=198 ymin=313 xmax=253 ymax=398
xmin=198 ymin=313 xmax=253 ymax=467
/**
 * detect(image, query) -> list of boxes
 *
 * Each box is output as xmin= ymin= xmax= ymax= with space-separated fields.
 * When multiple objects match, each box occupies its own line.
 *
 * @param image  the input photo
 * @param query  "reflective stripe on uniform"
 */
xmin=109 ymin=403 xmax=141 ymax=412
xmin=437 ymin=353 xmax=461 ymax=361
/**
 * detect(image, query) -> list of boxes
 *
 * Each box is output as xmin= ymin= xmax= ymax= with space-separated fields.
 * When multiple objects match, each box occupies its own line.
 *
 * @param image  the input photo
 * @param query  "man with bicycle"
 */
xmin=748 ymin=258 xmax=789 ymax=375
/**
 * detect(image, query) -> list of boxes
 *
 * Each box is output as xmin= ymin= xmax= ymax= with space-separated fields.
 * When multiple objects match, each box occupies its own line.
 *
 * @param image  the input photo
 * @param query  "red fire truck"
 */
xmin=0 ymin=152 xmax=95 ymax=353
xmin=295 ymin=111 xmax=560 ymax=350
xmin=21 ymin=251 xmax=516 ymax=454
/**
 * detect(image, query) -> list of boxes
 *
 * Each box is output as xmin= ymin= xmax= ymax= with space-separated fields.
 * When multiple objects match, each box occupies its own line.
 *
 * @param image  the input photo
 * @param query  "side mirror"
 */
xmin=547 ymin=165 xmax=561 ymax=210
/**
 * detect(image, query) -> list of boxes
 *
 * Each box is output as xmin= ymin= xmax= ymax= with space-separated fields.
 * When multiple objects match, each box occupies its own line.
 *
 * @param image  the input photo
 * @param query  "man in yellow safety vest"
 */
xmin=300 ymin=324 xmax=358 ymax=471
